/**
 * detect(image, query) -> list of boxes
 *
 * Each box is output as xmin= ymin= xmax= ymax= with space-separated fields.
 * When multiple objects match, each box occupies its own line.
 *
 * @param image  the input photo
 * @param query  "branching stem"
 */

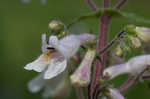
xmin=120 ymin=68 xmax=148 ymax=93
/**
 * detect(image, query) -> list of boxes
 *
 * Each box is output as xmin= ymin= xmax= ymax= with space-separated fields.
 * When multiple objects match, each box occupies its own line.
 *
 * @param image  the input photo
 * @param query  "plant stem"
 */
xmin=115 ymin=0 xmax=128 ymax=9
xmin=99 ymin=30 xmax=125 ymax=54
xmin=87 ymin=0 xmax=97 ymax=11
xmin=120 ymin=68 xmax=148 ymax=93
xmin=91 ymin=0 xmax=110 ymax=98
xmin=76 ymin=87 xmax=84 ymax=99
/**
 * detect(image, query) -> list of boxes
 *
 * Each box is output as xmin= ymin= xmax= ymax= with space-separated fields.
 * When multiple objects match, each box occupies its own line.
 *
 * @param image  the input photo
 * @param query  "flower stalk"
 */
xmin=91 ymin=0 xmax=110 ymax=97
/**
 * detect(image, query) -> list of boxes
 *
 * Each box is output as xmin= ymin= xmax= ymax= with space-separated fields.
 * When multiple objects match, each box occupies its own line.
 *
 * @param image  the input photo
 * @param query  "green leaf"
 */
xmin=67 ymin=8 xmax=150 ymax=28
xmin=67 ymin=10 xmax=102 ymax=28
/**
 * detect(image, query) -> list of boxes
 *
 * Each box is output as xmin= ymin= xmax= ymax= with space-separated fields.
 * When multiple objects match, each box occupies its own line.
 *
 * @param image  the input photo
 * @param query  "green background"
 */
xmin=0 ymin=0 xmax=150 ymax=99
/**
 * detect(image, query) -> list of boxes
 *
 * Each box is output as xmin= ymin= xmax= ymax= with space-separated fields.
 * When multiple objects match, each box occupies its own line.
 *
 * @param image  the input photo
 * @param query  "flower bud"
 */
xmin=130 ymin=37 xmax=141 ymax=48
xmin=115 ymin=45 xmax=123 ymax=57
xmin=125 ymin=25 xmax=136 ymax=34
xmin=48 ymin=20 xmax=64 ymax=32
xmin=70 ymin=49 xmax=96 ymax=87
xmin=135 ymin=26 xmax=150 ymax=42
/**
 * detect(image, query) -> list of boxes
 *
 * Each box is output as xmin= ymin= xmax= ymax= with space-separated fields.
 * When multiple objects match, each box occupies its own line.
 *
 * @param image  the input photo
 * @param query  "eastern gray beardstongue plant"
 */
xmin=24 ymin=0 xmax=150 ymax=99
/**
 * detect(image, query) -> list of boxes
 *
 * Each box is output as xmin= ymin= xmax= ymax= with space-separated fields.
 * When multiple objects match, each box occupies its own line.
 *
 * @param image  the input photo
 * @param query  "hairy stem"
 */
xmin=87 ymin=0 xmax=97 ymax=11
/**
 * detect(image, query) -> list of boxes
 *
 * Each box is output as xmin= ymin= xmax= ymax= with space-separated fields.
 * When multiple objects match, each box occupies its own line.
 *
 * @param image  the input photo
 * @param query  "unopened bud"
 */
xmin=48 ymin=20 xmax=64 ymax=32
xmin=130 ymin=37 xmax=141 ymax=48
xmin=70 ymin=49 xmax=96 ymax=87
xmin=135 ymin=26 xmax=150 ymax=42
xmin=125 ymin=25 xmax=136 ymax=34
xmin=115 ymin=45 xmax=123 ymax=57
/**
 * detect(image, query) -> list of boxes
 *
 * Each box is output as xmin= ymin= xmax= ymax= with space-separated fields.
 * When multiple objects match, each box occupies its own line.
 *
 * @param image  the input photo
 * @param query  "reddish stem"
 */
xmin=91 ymin=0 xmax=110 ymax=98
xmin=87 ymin=0 xmax=97 ymax=11
xmin=120 ymin=68 xmax=148 ymax=93
xmin=115 ymin=0 xmax=128 ymax=9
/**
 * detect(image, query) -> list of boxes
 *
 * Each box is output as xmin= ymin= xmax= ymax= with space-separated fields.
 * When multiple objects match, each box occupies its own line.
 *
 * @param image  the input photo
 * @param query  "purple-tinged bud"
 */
xmin=130 ymin=37 xmax=141 ymax=48
xmin=135 ymin=26 xmax=150 ymax=42
xmin=48 ymin=20 xmax=64 ymax=32
xmin=70 ymin=49 xmax=96 ymax=87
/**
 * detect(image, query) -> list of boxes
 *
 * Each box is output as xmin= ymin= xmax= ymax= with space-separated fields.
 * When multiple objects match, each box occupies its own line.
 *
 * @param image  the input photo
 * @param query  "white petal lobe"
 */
xmin=51 ymin=35 xmax=81 ymax=59
xmin=44 ymin=55 xmax=67 ymax=79
xmin=24 ymin=53 xmax=51 ymax=72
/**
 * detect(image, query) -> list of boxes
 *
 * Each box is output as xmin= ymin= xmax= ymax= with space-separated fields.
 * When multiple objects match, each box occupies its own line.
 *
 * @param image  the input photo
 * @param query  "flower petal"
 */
xmin=44 ymin=53 xmax=67 ymax=79
xmin=103 ymin=64 xmax=128 ymax=79
xmin=127 ymin=55 xmax=150 ymax=74
xmin=41 ymin=34 xmax=49 ymax=53
xmin=24 ymin=52 xmax=55 ymax=72
xmin=108 ymin=88 xmax=124 ymax=99
xmin=49 ymin=35 xmax=81 ymax=59
xmin=28 ymin=72 xmax=45 ymax=93
xmin=77 ymin=33 xmax=96 ymax=44
xmin=70 ymin=49 xmax=96 ymax=87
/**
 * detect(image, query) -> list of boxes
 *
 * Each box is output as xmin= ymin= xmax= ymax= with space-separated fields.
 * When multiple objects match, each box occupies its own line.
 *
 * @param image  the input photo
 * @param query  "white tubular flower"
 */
xmin=103 ymin=54 xmax=150 ymax=80
xmin=70 ymin=49 xmax=96 ymax=87
xmin=25 ymin=34 xmax=67 ymax=79
xmin=28 ymin=71 xmax=70 ymax=98
xmin=25 ymin=33 xmax=96 ymax=79
xmin=106 ymin=88 xmax=124 ymax=99
xmin=49 ymin=33 xmax=96 ymax=59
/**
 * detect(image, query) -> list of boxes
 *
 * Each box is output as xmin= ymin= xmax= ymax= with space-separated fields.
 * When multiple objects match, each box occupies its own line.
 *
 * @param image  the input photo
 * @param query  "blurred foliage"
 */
xmin=0 ymin=0 xmax=150 ymax=99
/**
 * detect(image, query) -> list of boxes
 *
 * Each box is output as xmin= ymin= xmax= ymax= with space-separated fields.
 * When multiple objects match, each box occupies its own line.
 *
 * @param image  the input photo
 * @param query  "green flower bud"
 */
xmin=115 ymin=45 xmax=123 ymax=57
xmin=125 ymin=25 xmax=136 ymax=34
xmin=48 ymin=20 xmax=64 ymax=32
